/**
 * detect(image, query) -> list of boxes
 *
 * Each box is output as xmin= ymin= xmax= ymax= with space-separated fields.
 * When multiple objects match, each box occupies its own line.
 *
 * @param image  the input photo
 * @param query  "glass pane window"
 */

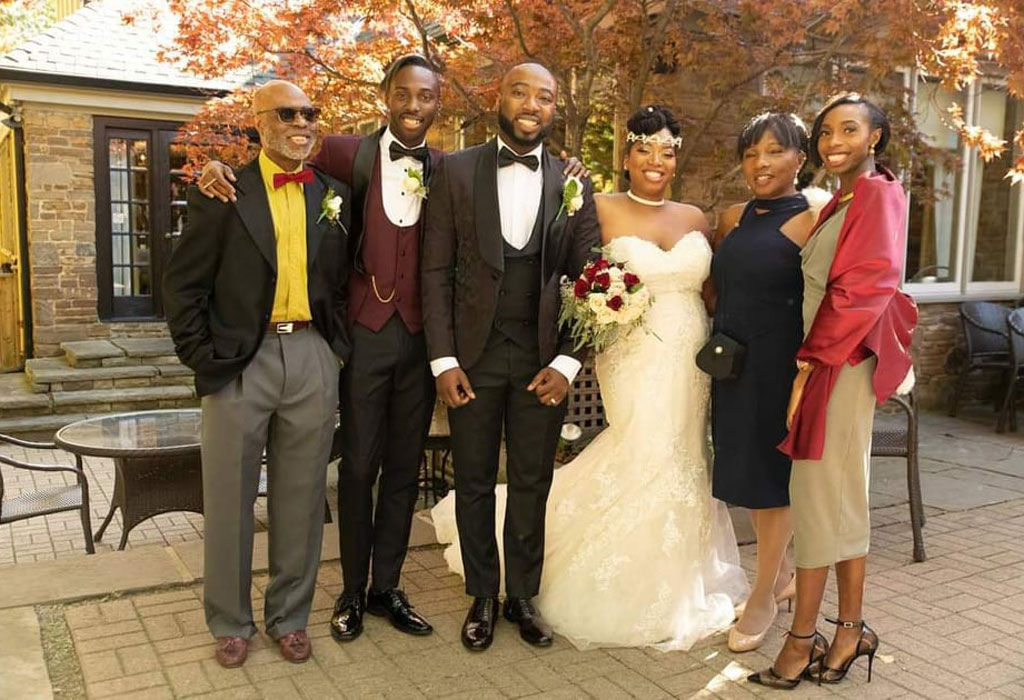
xmin=970 ymin=84 xmax=1022 ymax=283
xmin=107 ymin=137 xmax=151 ymax=298
xmin=906 ymin=81 xmax=965 ymax=284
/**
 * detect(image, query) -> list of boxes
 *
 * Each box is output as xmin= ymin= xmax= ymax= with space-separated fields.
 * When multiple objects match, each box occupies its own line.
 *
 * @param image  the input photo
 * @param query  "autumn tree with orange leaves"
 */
xmin=141 ymin=0 xmax=1024 ymax=206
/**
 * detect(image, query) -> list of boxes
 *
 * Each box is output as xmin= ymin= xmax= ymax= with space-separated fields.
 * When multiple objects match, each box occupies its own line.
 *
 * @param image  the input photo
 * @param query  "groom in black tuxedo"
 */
xmin=421 ymin=63 xmax=600 ymax=651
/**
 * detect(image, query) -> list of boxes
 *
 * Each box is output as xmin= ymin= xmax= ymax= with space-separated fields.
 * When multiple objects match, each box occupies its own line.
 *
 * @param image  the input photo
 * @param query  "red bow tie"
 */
xmin=272 ymin=168 xmax=314 ymax=189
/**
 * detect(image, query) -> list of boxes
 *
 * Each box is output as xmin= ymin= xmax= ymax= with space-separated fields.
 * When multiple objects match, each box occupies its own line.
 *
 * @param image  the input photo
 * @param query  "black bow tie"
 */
xmin=389 ymin=141 xmax=429 ymax=164
xmin=498 ymin=147 xmax=539 ymax=171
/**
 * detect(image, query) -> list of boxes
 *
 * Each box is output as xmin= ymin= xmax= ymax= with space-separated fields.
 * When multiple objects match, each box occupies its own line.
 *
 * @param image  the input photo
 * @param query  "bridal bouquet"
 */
xmin=558 ymin=250 xmax=653 ymax=352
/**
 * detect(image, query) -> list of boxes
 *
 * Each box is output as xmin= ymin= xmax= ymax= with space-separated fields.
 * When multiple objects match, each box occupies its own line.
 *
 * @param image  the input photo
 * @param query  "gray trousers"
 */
xmin=201 ymin=328 xmax=339 ymax=640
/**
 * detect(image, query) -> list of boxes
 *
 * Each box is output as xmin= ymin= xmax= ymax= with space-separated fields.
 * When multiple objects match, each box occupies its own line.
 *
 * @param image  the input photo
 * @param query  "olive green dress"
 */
xmin=789 ymin=204 xmax=877 ymax=569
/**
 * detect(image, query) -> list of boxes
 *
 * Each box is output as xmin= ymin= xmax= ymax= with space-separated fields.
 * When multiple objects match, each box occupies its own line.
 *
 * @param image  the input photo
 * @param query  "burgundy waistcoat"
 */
xmin=348 ymin=157 xmax=423 ymax=333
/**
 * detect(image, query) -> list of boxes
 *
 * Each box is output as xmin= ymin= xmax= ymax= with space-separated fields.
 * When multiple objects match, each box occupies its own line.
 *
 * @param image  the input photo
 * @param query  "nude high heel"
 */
xmin=734 ymin=573 xmax=796 ymax=619
xmin=728 ymin=599 xmax=777 ymax=652
xmin=775 ymin=574 xmax=797 ymax=612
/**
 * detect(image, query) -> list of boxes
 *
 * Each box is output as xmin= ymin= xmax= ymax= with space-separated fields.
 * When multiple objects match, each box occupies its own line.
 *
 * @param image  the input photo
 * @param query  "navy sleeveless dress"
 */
xmin=711 ymin=194 xmax=807 ymax=509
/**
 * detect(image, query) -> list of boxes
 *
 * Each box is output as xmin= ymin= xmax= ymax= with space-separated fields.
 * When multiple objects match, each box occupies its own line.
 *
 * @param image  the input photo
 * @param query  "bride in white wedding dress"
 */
xmin=431 ymin=106 xmax=748 ymax=650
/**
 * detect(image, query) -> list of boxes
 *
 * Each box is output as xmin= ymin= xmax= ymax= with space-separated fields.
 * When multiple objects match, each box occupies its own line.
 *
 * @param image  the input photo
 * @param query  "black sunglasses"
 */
xmin=257 ymin=107 xmax=322 ymax=124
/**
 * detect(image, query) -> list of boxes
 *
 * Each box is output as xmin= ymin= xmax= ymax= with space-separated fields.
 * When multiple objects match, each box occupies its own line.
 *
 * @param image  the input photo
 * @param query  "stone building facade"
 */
xmin=0 ymin=0 xmax=246 ymax=370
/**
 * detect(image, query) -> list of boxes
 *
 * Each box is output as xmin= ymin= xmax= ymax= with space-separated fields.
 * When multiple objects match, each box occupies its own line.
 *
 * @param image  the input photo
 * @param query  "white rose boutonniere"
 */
xmin=402 ymin=167 xmax=428 ymax=200
xmin=318 ymin=187 xmax=343 ymax=224
xmin=559 ymin=174 xmax=585 ymax=218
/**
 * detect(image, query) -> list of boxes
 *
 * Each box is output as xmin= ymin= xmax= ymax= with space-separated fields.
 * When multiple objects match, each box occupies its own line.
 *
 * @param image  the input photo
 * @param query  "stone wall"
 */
xmin=911 ymin=302 xmax=961 ymax=409
xmin=23 ymin=106 xmax=104 ymax=356
xmin=23 ymin=105 xmax=169 ymax=357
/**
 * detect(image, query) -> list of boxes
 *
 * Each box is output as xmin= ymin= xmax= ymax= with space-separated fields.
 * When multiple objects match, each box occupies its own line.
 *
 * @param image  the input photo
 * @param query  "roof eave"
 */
xmin=0 ymin=68 xmax=234 ymax=98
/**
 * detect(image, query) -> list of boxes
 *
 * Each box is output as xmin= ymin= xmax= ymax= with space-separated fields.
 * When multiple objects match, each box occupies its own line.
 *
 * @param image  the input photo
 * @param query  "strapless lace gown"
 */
xmin=431 ymin=233 xmax=748 ymax=650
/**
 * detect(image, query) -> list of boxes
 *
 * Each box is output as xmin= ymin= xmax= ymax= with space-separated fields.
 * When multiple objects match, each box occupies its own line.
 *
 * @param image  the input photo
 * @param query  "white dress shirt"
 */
xmin=496 ymin=135 xmax=543 ymax=249
xmin=379 ymin=127 xmax=426 ymax=227
xmin=429 ymin=137 xmax=582 ymax=386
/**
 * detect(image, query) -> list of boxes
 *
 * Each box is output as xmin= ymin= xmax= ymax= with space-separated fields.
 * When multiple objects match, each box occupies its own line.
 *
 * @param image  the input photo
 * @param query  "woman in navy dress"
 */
xmin=710 ymin=113 xmax=819 ymax=652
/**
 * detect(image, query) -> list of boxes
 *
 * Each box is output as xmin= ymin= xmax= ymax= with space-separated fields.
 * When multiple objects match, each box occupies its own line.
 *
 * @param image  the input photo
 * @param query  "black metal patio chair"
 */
xmin=0 ymin=433 xmax=95 ymax=554
xmin=997 ymin=309 xmax=1024 ymax=434
xmin=949 ymin=301 xmax=1011 ymax=418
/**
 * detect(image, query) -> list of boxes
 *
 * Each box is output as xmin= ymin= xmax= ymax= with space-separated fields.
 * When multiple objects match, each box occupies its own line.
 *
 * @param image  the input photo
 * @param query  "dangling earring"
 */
xmin=869 ymin=143 xmax=876 ymax=156
xmin=622 ymin=168 xmax=630 ymax=182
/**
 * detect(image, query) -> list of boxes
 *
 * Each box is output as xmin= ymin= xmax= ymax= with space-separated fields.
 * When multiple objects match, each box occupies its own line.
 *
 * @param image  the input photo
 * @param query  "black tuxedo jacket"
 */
xmin=163 ymin=158 xmax=353 ymax=397
xmin=421 ymin=139 xmax=601 ymax=370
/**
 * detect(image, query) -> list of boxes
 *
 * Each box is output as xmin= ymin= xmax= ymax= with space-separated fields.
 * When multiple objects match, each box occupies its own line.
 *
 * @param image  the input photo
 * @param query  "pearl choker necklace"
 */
xmin=626 ymin=190 xmax=665 ymax=207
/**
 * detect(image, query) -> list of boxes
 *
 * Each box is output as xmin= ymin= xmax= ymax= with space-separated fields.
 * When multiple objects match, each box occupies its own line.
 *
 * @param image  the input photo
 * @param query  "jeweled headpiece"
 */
xmin=626 ymin=131 xmax=682 ymax=149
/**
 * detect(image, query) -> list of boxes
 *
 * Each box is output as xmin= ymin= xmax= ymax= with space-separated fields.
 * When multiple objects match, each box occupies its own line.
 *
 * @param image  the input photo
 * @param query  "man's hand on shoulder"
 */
xmin=559 ymin=150 xmax=590 ymax=179
xmin=198 ymin=161 xmax=237 ymax=203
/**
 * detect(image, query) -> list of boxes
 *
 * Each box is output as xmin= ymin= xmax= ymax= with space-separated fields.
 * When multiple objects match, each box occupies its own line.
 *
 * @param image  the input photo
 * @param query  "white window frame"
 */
xmin=903 ymin=69 xmax=1024 ymax=302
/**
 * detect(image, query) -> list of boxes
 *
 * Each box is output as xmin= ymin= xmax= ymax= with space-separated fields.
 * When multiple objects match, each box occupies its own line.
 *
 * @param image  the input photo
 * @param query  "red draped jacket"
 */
xmin=778 ymin=166 xmax=918 ymax=461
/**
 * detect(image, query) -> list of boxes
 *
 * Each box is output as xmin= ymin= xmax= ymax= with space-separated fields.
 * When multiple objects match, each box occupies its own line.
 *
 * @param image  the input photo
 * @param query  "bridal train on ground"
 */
xmin=431 ymin=232 xmax=748 ymax=650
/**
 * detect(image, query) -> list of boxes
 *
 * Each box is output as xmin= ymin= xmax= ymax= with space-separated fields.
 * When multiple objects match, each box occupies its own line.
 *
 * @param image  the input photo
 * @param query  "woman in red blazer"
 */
xmin=750 ymin=94 xmax=917 ymax=689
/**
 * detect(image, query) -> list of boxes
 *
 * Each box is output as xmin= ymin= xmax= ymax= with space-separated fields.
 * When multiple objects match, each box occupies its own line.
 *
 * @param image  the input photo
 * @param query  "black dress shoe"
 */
xmin=329 ymin=591 xmax=365 ymax=642
xmin=461 ymin=597 xmax=499 ymax=651
xmin=367 ymin=588 xmax=433 ymax=636
xmin=503 ymin=597 xmax=553 ymax=647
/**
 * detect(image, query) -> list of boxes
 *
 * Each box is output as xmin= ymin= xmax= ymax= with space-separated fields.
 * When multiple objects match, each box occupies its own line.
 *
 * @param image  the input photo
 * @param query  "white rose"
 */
xmin=607 ymin=266 xmax=624 ymax=281
xmin=607 ymin=279 xmax=626 ymax=297
xmin=631 ymin=287 xmax=650 ymax=306
xmin=587 ymin=293 xmax=607 ymax=314
xmin=595 ymin=305 xmax=616 ymax=325
xmin=402 ymin=175 xmax=421 ymax=193
xmin=324 ymin=196 xmax=342 ymax=219
xmin=569 ymin=195 xmax=584 ymax=215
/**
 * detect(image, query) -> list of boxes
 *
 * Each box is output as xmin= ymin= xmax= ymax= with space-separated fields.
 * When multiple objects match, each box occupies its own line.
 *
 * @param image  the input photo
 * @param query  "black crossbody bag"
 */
xmin=696 ymin=332 xmax=746 ymax=381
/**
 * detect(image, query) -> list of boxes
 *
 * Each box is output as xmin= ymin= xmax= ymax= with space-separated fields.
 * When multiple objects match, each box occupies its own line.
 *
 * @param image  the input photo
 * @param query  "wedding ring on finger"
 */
xmin=549 ymin=398 xmax=558 ymax=405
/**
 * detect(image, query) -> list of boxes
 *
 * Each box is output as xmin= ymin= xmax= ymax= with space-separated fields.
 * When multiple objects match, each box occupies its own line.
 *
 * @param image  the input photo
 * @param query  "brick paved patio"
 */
xmin=2 ymin=406 xmax=1024 ymax=698
xmin=45 ymin=495 xmax=1024 ymax=699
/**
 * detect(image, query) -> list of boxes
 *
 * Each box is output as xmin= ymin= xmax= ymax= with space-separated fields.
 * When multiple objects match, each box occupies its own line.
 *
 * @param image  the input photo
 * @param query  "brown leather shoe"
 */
xmin=277 ymin=630 xmax=311 ymax=663
xmin=214 ymin=636 xmax=249 ymax=668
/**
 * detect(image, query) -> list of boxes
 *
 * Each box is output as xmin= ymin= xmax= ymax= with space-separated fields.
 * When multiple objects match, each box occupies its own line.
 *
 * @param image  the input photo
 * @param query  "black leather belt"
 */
xmin=267 ymin=320 xmax=311 ymax=334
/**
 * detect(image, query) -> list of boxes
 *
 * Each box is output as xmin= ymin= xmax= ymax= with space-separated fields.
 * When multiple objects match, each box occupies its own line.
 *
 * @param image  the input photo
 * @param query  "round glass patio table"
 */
xmin=55 ymin=410 xmax=202 ymax=550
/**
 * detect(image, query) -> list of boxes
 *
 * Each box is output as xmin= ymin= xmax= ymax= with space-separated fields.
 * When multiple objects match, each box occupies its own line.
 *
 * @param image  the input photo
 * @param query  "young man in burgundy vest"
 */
xmin=199 ymin=55 xmax=442 ymax=640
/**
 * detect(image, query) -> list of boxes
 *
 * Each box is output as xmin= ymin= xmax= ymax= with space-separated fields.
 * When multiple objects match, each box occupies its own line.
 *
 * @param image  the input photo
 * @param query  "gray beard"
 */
xmin=262 ymin=132 xmax=314 ymax=163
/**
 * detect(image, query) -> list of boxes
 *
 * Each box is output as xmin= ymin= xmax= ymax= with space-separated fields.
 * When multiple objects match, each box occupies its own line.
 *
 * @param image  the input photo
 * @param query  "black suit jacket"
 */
xmin=163 ymin=158 xmax=352 ymax=397
xmin=421 ymin=139 xmax=601 ymax=370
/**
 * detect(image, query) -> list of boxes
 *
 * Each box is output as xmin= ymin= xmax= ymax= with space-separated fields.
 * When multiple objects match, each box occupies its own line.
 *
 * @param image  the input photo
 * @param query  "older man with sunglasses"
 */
xmin=164 ymin=80 xmax=351 ymax=668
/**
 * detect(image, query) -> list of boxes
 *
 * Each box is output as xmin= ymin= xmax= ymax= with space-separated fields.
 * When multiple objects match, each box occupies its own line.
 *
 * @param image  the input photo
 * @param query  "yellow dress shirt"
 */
xmin=258 ymin=150 xmax=312 ymax=322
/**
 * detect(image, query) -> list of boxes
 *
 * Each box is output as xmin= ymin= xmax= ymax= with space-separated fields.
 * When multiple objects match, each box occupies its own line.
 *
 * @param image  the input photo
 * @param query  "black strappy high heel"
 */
xmin=747 ymin=629 xmax=829 ymax=690
xmin=816 ymin=618 xmax=879 ymax=683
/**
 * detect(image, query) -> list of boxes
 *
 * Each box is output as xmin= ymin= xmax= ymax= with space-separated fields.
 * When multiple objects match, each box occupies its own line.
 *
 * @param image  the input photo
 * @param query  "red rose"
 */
xmin=583 ymin=263 xmax=598 ymax=282
xmin=574 ymin=278 xmax=590 ymax=299
xmin=593 ymin=258 xmax=610 ymax=272
xmin=623 ymin=272 xmax=640 ymax=288
xmin=594 ymin=272 xmax=611 ymax=289
xmin=607 ymin=295 xmax=624 ymax=311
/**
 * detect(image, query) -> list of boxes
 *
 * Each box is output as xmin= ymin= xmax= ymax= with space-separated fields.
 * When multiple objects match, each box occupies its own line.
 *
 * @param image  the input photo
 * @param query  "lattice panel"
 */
xmin=565 ymin=356 xmax=605 ymax=430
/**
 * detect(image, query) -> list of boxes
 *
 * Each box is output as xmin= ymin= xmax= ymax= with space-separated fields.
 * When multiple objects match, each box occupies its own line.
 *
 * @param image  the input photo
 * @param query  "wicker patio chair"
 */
xmin=997 ymin=309 xmax=1024 ymax=434
xmin=950 ymin=301 xmax=1011 ymax=418
xmin=0 ymin=434 xmax=95 ymax=554
xmin=871 ymin=392 xmax=926 ymax=562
